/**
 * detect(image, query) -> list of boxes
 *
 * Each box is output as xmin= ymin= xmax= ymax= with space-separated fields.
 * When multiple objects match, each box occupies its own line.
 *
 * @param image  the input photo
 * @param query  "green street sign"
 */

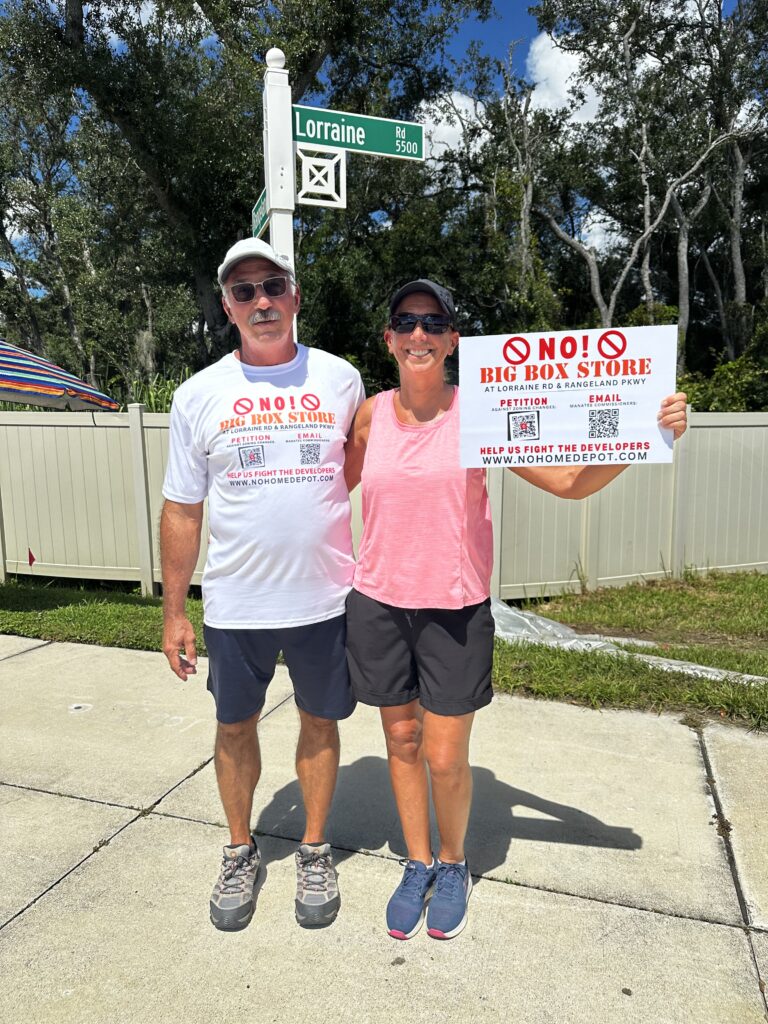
xmin=252 ymin=189 xmax=268 ymax=238
xmin=292 ymin=105 xmax=424 ymax=161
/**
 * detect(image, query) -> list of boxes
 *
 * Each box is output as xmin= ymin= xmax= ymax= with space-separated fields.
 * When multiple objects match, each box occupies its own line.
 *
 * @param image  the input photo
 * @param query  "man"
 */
xmin=160 ymin=238 xmax=365 ymax=932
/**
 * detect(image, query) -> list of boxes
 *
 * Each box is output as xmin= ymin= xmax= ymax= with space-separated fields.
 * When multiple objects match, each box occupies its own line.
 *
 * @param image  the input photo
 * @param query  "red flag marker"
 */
xmin=28 ymin=548 xmax=36 ymax=567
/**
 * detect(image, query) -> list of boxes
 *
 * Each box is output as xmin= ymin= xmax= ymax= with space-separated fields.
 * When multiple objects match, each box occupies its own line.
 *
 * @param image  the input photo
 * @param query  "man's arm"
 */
xmin=509 ymin=392 xmax=689 ymax=500
xmin=343 ymin=396 xmax=374 ymax=492
xmin=160 ymin=498 xmax=204 ymax=680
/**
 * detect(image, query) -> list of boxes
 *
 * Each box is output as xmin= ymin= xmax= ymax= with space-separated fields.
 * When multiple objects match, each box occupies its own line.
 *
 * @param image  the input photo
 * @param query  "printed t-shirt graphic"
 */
xmin=163 ymin=345 xmax=365 ymax=629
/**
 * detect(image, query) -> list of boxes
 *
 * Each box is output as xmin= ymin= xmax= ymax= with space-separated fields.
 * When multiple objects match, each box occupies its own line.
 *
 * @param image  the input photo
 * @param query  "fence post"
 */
xmin=487 ymin=468 xmax=505 ymax=599
xmin=0 ymin=475 xmax=7 ymax=584
xmin=578 ymin=495 xmax=598 ymax=592
xmin=128 ymin=403 xmax=158 ymax=597
xmin=669 ymin=404 xmax=692 ymax=577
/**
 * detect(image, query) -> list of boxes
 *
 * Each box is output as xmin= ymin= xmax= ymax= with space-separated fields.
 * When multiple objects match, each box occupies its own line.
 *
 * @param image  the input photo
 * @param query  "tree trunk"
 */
xmin=674 ymin=215 xmax=690 ymax=374
xmin=670 ymin=186 xmax=710 ymax=374
xmin=193 ymin=260 xmax=233 ymax=361
xmin=0 ymin=225 xmax=45 ymax=354
xmin=135 ymin=282 xmax=156 ymax=378
xmin=726 ymin=141 xmax=753 ymax=355
xmin=701 ymin=248 xmax=733 ymax=359
xmin=730 ymin=141 xmax=747 ymax=305
xmin=59 ymin=275 xmax=91 ymax=380
xmin=637 ymin=130 xmax=654 ymax=322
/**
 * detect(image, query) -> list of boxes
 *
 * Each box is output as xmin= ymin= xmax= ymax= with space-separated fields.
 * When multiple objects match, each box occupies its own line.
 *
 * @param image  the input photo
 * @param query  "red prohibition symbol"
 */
xmin=597 ymin=329 xmax=627 ymax=359
xmin=301 ymin=393 xmax=321 ymax=411
xmin=233 ymin=397 xmax=254 ymax=415
xmin=502 ymin=336 xmax=531 ymax=365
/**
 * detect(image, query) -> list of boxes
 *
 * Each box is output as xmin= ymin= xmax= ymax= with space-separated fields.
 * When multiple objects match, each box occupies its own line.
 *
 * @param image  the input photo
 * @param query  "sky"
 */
xmin=448 ymin=0 xmax=739 ymax=74
xmin=445 ymin=1 xmax=740 ymax=103
xmin=449 ymin=4 xmax=540 ymax=77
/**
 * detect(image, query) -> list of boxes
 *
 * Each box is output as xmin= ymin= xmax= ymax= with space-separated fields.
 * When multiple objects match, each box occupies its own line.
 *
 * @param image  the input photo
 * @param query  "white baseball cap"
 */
xmin=217 ymin=238 xmax=294 ymax=285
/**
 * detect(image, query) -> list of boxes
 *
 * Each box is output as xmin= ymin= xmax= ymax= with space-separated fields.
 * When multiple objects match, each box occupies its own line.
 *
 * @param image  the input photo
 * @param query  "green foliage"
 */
xmin=0 ymin=0 xmax=766 ymax=403
xmin=123 ymin=368 xmax=193 ymax=412
xmin=679 ymin=356 xmax=768 ymax=412
xmin=624 ymin=303 xmax=679 ymax=328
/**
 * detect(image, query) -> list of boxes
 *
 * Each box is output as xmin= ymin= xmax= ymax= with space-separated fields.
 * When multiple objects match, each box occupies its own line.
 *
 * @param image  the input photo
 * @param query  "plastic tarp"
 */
xmin=490 ymin=598 xmax=767 ymax=687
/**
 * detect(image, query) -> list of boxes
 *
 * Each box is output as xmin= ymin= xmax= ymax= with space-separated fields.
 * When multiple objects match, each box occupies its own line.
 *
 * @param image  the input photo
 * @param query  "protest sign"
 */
xmin=459 ymin=325 xmax=677 ymax=468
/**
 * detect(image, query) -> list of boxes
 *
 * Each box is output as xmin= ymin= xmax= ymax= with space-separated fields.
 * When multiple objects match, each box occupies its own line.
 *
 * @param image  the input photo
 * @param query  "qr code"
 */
xmin=588 ymin=409 xmax=619 ymax=438
xmin=300 ymin=443 xmax=321 ymax=465
xmin=238 ymin=445 xmax=265 ymax=468
xmin=508 ymin=411 xmax=540 ymax=441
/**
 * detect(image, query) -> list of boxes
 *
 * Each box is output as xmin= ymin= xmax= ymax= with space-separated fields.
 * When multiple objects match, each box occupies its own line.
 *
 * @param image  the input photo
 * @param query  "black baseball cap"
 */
xmin=389 ymin=279 xmax=456 ymax=321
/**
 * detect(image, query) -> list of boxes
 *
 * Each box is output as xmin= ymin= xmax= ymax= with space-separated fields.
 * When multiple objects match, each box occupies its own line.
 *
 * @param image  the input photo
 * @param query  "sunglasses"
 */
xmin=226 ymin=276 xmax=290 ymax=303
xmin=389 ymin=313 xmax=454 ymax=335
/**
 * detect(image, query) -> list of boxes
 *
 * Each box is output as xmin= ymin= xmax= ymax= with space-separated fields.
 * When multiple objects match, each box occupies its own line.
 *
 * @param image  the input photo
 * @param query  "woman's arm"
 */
xmin=509 ymin=392 xmax=688 ymax=500
xmin=343 ymin=396 xmax=375 ymax=491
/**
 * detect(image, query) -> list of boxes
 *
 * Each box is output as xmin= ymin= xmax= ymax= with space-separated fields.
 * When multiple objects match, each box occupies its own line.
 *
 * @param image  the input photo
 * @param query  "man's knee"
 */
xmin=297 ymin=709 xmax=339 ymax=744
xmin=216 ymin=711 xmax=260 ymax=747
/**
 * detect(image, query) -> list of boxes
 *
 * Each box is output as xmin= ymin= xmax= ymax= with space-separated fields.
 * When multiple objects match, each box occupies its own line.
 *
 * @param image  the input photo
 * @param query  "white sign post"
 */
xmin=262 ymin=48 xmax=296 ymax=266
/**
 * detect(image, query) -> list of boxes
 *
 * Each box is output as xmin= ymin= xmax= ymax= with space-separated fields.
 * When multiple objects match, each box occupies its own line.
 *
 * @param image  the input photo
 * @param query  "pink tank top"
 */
xmin=353 ymin=388 xmax=493 ymax=609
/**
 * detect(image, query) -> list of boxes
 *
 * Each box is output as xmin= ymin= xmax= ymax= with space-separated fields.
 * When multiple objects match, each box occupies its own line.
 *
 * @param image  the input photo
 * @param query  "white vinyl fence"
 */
xmin=0 ymin=406 xmax=766 ymax=597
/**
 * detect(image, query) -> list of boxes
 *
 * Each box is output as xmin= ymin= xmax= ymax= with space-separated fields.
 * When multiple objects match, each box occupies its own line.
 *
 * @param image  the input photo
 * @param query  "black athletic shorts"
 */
xmin=345 ymin=589 xmax=494 ymax=717
xmin=204 ymin=614 xmax=355 ymax=724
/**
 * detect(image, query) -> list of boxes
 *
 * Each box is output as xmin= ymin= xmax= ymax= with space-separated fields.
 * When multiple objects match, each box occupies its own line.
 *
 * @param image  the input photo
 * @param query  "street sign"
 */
xmin=252 ymin=188 xmax=268 ymax=238
xmin=292 ymin=105 xmax=424 ymax=161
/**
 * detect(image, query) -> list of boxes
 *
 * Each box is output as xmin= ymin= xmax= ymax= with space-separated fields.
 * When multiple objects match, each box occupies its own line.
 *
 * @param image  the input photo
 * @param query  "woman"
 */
xmin=344 ymin=279 xmax=687 ymax=941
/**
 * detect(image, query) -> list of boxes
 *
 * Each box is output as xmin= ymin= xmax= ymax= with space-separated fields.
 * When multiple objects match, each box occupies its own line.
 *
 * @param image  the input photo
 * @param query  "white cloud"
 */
xmin=526 ymin=33 xmax=599 ymax=123
xmin=581 ymin=211 xmax=624 ymax=253
xmin=418 ymin=92 xmax=488 ymax=161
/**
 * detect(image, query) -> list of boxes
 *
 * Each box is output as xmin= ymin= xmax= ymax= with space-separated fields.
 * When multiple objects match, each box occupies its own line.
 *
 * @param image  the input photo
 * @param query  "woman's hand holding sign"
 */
xmin=658 ymin=392 xmax=688 ymax=440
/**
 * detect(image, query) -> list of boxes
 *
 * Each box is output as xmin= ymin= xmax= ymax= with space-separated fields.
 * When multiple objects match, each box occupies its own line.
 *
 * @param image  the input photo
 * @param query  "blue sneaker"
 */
xmin=426 ymin=860 xmax=473 ymax=939
xmin=386 ymin=859 xmax=437 ymax=940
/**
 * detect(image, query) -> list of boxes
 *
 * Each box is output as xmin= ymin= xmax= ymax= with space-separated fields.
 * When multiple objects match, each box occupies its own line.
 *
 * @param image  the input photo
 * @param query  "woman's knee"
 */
xmin=384 ymin=715 xmax=423 ymax=761
xmin=424 ymin=741 xmax=470 ymax=779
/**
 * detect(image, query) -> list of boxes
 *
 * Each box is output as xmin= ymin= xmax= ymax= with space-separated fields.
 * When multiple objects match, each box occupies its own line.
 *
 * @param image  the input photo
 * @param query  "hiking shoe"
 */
xmin=386 ymin=859 xmax=437 ymax=940
xmin=295 ymin=843 xmax=340 ymax=928
xmin=209 ymin=835 xmax=261 ymax=932
xmin=426 ymin=860 xmax=473 ymax=939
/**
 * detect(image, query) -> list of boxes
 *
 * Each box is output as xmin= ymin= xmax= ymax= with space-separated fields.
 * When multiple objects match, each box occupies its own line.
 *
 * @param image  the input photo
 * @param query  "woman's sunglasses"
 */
xmin=389 ymin=314 xmax=454 ymax=335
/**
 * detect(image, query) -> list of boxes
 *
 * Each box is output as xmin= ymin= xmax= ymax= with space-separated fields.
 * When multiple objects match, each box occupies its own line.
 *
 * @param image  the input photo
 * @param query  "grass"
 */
xmin=492 ymin=639 xmax=768 ymax=730
xmin=0 ymin=578 xmax=205 ymax=653
xmin=531 ymin=570 xmax=768 ymax=643
xmin=1 ymin=570 xmax=767 ymax=729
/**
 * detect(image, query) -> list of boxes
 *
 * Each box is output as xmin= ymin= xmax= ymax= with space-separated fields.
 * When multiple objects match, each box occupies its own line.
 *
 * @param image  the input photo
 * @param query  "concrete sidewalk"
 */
xmin=1 ymin=635 xmax=766 ymax=1023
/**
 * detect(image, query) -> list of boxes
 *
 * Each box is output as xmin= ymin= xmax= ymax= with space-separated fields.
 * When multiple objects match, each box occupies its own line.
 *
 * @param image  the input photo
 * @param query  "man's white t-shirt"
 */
xmin=162 ymin=345 xmax=365 ymax=629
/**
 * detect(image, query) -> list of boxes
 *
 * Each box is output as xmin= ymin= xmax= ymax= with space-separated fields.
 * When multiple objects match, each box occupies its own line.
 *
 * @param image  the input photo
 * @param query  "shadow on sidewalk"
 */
xmin=254 ymin=756 xmax=641 ymax=875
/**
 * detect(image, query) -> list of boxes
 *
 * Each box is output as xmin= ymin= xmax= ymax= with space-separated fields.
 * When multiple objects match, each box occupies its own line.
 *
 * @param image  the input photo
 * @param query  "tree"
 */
xmin=0 ymin=0 xmax=492 ymax=372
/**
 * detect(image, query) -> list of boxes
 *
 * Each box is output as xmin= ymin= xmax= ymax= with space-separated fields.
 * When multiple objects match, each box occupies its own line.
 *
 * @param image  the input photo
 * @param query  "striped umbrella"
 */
xmin=0 ymin=338 xmax=120 ymax=411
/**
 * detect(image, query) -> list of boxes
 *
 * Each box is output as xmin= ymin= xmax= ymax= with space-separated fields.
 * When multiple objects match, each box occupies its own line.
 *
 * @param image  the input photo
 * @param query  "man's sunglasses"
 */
xmin=389 ymin=313 xmax=454 ymax=335
xmin=226 ymin=276 xmax=290 ymax=303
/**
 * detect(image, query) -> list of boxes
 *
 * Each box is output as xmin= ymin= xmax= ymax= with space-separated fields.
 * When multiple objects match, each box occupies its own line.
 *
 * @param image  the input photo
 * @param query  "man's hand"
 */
xmin=658 ymin=392 xmax=688 ymax=440
xmin=162 ymin=614 xmax=198 ymax=681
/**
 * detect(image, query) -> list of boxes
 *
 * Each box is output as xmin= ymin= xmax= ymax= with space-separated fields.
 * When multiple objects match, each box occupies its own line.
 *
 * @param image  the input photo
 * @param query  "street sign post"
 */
xmin=251 ymin=188 xmax=268 ymax=238
xmin=292 ymin=104 xmax=424 ymax=161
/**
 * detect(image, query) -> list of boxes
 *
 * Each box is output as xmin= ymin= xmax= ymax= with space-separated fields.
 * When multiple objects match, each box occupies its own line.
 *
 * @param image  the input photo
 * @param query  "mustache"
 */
xmin=249 ymin=310 xmax=281 ymax=325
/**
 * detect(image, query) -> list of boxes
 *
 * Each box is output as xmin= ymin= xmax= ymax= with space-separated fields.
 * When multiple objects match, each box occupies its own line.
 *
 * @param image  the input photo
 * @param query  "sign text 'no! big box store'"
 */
xmin=459 ymin=325 xmax=678 ymax=468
